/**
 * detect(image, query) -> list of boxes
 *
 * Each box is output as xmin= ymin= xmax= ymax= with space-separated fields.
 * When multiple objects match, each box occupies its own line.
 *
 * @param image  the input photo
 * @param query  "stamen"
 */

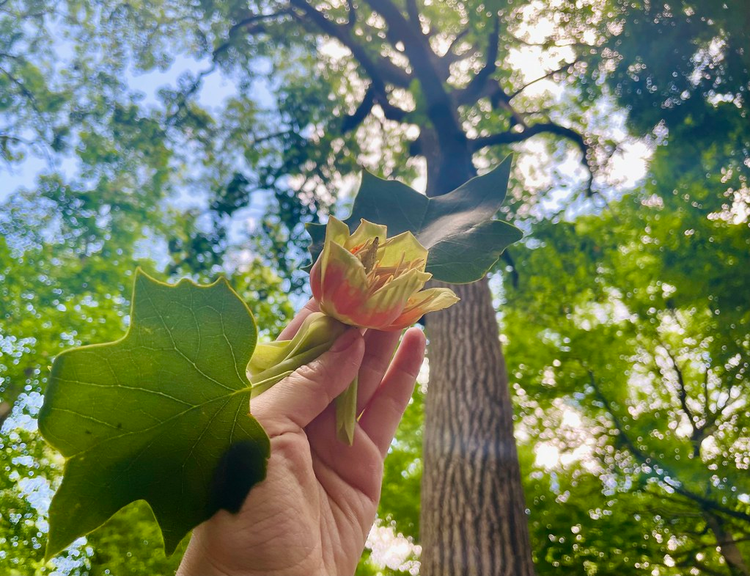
xmin=355 ymin=237 xmax=380 ymax=274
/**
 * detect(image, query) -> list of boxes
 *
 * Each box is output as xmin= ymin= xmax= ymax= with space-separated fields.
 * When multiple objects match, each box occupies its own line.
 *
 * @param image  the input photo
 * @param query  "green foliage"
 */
xmin=501 ymin=184 xmax=750 ymax=573
xmin=39 ymin=271 xmax=270 ymax=559
xmin=307 ymin=158 xmax=522 ymax=283
xmin=378 ymin=384 xmax=424 ymax=542
xmin=82 ymin=502 xmax=185 ymax=576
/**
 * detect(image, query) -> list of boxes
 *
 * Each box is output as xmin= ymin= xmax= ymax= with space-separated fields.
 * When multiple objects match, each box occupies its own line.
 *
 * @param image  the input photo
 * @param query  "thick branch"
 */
xmin=290 ymin=0 xmax=411 ymax=89
xmin=341 ymin=85 xmax=375 ymax=133
xmin=471 ymin=121 xmax=594 ymax=195
xmin=362 ymin=0 xmax=473 ymax=187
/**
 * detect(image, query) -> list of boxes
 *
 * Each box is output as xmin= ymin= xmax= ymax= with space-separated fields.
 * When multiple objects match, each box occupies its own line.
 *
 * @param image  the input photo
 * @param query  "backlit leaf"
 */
xmin=39 ymin=270 xmax=269 ymax=559
xmin=307 ymin=156 xmax=522 ymax=283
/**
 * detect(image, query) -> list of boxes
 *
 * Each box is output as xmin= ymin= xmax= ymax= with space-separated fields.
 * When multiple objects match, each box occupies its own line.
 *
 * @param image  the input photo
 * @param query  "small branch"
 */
xmin=662 ymin=345 xmax=698 ymax=429
xmin=509 ymin=32 xmax=595 ymax=50
xmin=502 ymin=250 xmax=519 ymax=289
xmin=165 ymin=64 xmax=217 ymax=124
xmin=213 ymin=10 xmax=294 ymax=61
xmin=703 ymin=364 xmax=711 ymax=417
xmin=454 ymin=15 xmax=499 ymax=106
xmin=0 ymin=133 xmax=32 ymax=146
xmin=0 ymin=66 xmax=42 ymax=114
xmin=587 ymin=370 xmax=750 ymax=527
xmin=676 ymin=536 xmax=750 ymax=557
xmin=509 ymin=59 xmax=580 ymax=100
xmin=341 ymin=81 xmax=410 ymax=133
xmin=445 ymin=27 xmax=470 ymax=56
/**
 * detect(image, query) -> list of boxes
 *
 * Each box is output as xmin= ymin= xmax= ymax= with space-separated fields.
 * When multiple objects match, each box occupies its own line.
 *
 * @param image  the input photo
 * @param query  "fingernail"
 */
xmin=331 ymin=329 xmax=359 ymax=352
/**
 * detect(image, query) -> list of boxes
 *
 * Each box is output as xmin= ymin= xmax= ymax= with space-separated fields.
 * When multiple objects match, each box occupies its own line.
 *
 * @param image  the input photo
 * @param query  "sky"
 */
xmin=1 ymin=6 xmax=651 ymax=206
xmin=0 ymin=50 xmax=241 ymax=203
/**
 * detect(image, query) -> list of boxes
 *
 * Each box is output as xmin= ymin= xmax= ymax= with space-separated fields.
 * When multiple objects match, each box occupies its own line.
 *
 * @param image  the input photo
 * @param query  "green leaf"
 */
xmin=39 ymin=269 xmax=270 ymax=560
xmin=307 ymin=156 xmax=523 ymax=283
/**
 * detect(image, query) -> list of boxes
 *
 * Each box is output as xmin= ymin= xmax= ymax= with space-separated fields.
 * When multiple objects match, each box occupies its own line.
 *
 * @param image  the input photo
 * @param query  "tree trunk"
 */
xmin=419 ymin=148 xmax=535 ymax=575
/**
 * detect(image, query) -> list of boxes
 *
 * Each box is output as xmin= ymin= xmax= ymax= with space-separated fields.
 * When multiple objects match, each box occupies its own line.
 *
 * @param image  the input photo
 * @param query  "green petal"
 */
xmin=325 ymin=216 xmax=351 ymax=246
xmin=247 ymin=341 xmax=290 ymax=374
xmin=378 ymin=230 xmax=428 ymax=268
xmin=348 ymin=218 xmax=388 ymax=250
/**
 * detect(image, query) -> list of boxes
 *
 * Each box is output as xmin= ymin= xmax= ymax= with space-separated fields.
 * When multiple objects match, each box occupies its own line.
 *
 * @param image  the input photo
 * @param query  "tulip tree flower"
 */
xmin=310 ymin=217 xmax=460 ymax=331
xmin=248 ymin=217 xmax=459 ymax=444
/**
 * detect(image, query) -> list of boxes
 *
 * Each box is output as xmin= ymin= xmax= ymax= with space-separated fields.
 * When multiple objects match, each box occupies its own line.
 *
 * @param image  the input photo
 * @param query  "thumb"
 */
xmin=250 ymin=328 xmax=364 ymax=432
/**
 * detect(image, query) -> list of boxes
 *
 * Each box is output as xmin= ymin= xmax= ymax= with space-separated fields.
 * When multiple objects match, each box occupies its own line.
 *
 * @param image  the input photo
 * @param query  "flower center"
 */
xmin=351 ymin=236 xmax=426 ymax=294
xmin=352 ymin=237 xmax=380 ymax=274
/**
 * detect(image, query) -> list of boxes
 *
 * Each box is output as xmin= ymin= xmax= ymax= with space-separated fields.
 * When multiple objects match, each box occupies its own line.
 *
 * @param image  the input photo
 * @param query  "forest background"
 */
xmin=1 ymin=0 xmax=748 ymax=574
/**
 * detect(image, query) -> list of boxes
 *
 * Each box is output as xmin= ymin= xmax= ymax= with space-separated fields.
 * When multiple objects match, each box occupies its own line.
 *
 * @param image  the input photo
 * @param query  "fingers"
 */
xmin=277 ymin=299 xmax=320 ymax=340
xmin=355 ymin=330 xmax=402 ymax=416
xmin=252 ymin=328 xmax=364 ymax=433
xmin=358 ymin=327 xmax=426 ymax=457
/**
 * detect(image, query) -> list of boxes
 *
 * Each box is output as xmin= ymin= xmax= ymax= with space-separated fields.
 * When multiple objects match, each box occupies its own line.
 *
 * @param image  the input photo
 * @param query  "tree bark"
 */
xmin=419 ymin=148 xmax=535 ymax=575
xmin=0 ymin=401 xmax=11 ymax=430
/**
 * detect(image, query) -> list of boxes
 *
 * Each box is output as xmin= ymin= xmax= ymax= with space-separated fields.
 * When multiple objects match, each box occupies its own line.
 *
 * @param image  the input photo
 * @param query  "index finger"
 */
xmin=277 ymin=298 xmax=320 ymax=340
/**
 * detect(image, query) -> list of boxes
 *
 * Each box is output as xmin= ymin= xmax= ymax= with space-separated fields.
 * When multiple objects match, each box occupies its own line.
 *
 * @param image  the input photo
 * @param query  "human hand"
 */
xmin=177 ymin=301 xmax=426 ymax=576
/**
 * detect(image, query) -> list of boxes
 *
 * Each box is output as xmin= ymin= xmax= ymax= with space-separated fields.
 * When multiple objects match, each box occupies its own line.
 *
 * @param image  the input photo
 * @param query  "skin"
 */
xmin=177 ymin=300 xmax=427 ymax=576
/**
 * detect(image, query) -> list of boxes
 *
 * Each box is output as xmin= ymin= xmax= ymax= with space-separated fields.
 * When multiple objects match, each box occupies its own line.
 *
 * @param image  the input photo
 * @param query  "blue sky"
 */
xmin=0 ymin=51 xmax=240 ymax=203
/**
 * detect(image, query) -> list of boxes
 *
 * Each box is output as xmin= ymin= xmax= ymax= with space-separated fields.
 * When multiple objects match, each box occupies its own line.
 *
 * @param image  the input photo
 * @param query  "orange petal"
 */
xmin=317 ymin=241 xmax=372 ymax=325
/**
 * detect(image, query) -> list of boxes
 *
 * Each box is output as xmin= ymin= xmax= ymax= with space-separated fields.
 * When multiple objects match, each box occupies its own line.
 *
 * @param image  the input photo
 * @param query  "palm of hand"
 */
xmin=179 ymin=305 xmax=425 ymax=576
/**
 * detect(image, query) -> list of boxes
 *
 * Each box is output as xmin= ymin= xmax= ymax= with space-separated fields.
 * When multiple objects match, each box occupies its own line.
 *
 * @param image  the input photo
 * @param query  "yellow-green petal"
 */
xmin=378 ymin=230 xmax=428 ymax=268
xmin=347 ymin=218 xmax=388 ymax=250
xmin=405 ymin=287 xmax=460 ymax=314
xmin=325 ymin=216 xmax=351 ymax=246
xmin=360 ymin=268 xmax=431 ymax=323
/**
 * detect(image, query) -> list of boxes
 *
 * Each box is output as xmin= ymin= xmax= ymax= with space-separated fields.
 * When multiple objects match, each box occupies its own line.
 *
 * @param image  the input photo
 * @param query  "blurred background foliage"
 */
xmin=1 ymin=0 xmax=748 ymax=574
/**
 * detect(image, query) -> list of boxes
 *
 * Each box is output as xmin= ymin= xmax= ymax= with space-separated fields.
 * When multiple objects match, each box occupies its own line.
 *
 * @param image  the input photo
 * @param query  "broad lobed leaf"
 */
xmin=307 ymin=156 xmax=523 ymax=283
xmin=39 ymin=270 xmax=270 ymax=559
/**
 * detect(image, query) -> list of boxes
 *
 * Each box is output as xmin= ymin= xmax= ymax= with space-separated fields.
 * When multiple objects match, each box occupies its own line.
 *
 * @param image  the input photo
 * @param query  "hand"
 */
xmin=177 ymin=301 xmax=426 ymax=576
